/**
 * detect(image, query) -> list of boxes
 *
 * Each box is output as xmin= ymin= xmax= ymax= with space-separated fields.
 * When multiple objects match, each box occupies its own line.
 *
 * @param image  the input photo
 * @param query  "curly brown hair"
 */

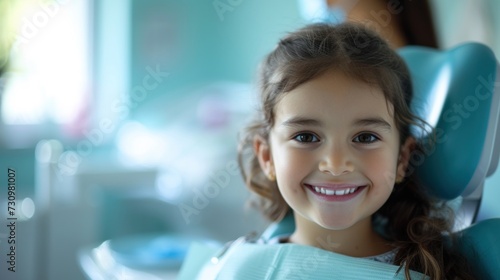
xmin=237 ymin=22 xmax=474 ymax=279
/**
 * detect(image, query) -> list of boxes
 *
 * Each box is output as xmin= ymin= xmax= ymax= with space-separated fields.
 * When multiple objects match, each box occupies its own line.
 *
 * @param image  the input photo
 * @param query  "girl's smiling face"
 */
xmin=256 ymin=70 xmax=412 ymax=231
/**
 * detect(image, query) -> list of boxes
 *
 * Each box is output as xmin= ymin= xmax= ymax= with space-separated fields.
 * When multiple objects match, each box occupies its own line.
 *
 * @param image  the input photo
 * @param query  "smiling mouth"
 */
xmin=305 ymin=184 xmax=365 ymax=197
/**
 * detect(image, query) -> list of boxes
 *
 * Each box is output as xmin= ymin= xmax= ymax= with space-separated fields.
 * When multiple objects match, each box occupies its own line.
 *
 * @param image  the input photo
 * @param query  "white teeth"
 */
xmin=325 ymin=189 xmax=335 ymax=195
xmin=312 ymin=186 xmax=358 ymax=196
xmin=335 ymin=189 xmax=346 ymax=195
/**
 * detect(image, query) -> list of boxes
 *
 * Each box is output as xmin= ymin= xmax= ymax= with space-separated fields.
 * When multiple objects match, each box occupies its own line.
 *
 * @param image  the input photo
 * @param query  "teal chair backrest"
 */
xmin=399 ymin=42 xmax=500 ymax=279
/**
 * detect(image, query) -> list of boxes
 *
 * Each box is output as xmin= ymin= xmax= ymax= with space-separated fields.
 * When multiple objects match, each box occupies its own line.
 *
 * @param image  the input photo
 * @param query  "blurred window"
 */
xmin=1 ymin=0 xmax=91 ymax=126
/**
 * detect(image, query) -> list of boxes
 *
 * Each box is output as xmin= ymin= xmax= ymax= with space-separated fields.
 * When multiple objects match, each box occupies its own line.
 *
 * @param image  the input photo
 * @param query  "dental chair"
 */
xmin=259 ymin=42 xmax=500 ymax=279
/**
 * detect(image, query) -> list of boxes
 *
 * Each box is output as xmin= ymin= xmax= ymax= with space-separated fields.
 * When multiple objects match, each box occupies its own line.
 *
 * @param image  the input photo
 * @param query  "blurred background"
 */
xmin=0 ymin=0 xmax=499 ymax=279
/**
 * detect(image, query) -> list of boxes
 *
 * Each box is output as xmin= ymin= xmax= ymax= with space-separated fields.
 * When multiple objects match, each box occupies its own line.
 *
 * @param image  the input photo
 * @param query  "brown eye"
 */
xmin=293 ymin=133 xmax=319 ymax=143
xmin=353 ymin=133 xmax=379 ymax=143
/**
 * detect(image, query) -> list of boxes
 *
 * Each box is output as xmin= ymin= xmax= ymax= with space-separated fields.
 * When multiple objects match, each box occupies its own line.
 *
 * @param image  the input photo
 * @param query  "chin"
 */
xmin=315 ymin=216 xmax=356 ymax=231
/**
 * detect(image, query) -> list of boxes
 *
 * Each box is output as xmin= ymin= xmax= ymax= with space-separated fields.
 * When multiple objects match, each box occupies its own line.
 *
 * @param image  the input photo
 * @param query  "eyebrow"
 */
xmin=280 ymin=117 xmax=323 ymax=128
xmin=280 ymin=116 xmax=392 ymax=130
xmin=353 ymin=117 xmax=392 ymax=131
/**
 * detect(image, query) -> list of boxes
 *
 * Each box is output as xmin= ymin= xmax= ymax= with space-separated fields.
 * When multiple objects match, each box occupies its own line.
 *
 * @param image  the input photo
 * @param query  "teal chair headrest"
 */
xmin=398 ymin=43 xmax=500 ymax=200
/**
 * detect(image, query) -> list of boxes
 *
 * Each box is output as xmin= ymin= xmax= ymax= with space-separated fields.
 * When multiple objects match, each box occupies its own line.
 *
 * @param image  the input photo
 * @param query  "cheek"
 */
xmin=273 ymin=148 xmax=311 ymax=189
xmin=363 ymin=150 xmax=399 ymax=187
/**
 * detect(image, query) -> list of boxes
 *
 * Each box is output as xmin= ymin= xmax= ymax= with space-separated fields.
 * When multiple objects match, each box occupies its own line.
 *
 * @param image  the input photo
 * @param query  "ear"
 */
xmin=253 ymin=135 xmax=275 ymax=181
xmin=396 ymin=137 xmax=416 ymax=183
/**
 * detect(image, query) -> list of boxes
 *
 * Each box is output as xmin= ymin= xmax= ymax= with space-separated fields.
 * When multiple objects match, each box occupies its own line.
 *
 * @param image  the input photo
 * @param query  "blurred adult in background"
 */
xmin=326 ymin=0 xmax=438 ymax=48
xmin=299 ymin=0 xmax=438 ymax=49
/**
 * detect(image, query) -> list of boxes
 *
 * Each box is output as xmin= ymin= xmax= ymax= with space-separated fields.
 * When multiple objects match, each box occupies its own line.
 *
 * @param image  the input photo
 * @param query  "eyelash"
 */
xmin=292 ymin=132 xmax=380 ymax=144
xmin=292 ymin=132 xmax=319 ymax=143
xmin=353 ymin=133 xmax=380 ymax=143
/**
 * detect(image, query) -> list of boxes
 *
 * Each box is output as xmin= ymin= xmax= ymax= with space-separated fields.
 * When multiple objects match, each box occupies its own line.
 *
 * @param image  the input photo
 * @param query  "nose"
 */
xmin=318 ymin=143 xmax=354 ymax=176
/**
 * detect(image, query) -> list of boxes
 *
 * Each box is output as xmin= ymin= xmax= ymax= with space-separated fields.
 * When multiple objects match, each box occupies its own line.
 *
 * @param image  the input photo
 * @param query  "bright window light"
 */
xmin=1 ymin=0 xmax=90 ymax=125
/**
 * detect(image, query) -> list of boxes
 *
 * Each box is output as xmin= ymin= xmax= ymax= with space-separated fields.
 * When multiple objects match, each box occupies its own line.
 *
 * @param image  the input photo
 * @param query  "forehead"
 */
xmin=274 ymin=70 xmax=395 ymax=123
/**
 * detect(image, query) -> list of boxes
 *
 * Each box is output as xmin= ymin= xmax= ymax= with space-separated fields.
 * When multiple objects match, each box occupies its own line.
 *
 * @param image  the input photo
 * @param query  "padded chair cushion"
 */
xmin=398 ymin=43 xmax=500 ymax=200
xmin=456 ymin=218 xmax=500 ymax=280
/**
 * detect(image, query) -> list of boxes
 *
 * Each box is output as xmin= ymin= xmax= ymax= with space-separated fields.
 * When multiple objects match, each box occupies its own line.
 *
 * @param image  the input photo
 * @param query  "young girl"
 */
xmin=179 ymin=22 xmax=474 ymax=279
xmin=236 ymin=23 xmax=474 ymax=279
